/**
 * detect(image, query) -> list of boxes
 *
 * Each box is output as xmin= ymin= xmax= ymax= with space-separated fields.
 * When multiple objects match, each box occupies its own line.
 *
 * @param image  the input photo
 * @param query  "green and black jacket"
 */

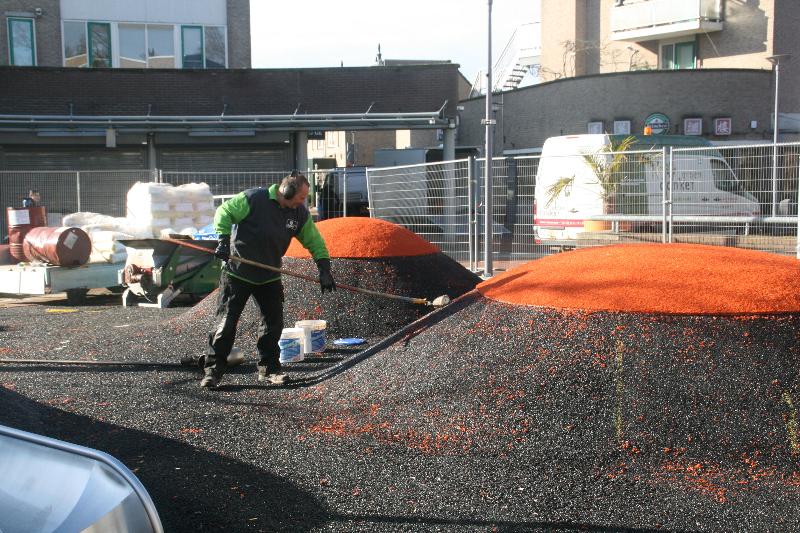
xmin=213 ymin=184 xmax=329 ymax=284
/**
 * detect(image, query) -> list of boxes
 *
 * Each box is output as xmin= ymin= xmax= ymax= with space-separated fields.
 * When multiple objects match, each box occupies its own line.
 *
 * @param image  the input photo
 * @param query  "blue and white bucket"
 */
xmin=278 ymin=327 xmax=305 ymax=363
xmin=295 ymin=320 xmax=327 ymax=354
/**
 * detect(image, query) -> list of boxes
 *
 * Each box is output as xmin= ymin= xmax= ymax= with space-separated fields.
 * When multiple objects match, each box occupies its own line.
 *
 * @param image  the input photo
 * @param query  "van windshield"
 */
xmin=710 ymin=158 xmax=742 ymax=192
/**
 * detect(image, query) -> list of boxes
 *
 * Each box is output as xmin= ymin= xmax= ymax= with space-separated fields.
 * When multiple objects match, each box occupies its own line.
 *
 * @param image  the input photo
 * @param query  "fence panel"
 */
xmin=669 ymin=143 xmax=799 ymax=255
xmin=162 ymin=171 xmax=286 ymax=197
xmin=78 ymin=170 xmax=156 ymax=219
xmin=1 ymin=171 xmax=79 ymax=242
xmin=312 ymin=168 xmax=370 ymax=220
xmin=367 ymin=159 xmax=472 ymax=265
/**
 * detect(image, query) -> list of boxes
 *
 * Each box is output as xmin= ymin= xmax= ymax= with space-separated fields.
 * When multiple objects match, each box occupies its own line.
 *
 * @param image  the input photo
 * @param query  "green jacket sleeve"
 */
xmin=213 ymin=192 xmax=250 ymax=236
xmin=296 ymin=217 xmax=330 ymax=261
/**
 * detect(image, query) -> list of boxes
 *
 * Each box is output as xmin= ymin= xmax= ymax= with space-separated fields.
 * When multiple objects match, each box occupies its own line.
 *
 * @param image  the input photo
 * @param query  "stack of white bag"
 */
xmin=126 ymin=182 xmax=174 ymax=238
xmin=61 ymin=212 xmax=149 ymax=264
xmin=126 ymin=182 xmax=215 ymax=238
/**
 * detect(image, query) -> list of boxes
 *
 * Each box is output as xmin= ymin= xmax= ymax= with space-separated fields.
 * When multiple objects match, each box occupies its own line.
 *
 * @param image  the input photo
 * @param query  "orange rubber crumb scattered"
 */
xmin=286 ymin=217 xmax=439 ymax=258
xmin=477 ymin=243 xmax=800 ymax=315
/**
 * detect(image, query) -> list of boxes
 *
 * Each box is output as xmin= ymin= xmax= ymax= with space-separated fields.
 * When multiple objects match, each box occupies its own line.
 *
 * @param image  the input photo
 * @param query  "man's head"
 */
xmin=28 ymin=190 xmax=40 ymax=203
xmin=277 ymin=171 xmax=310 ymax=208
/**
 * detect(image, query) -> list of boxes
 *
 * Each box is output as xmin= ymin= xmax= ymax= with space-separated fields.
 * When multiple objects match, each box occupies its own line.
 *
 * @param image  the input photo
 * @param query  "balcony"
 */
xmin=611 ymin=0 xmax=723 ymax=42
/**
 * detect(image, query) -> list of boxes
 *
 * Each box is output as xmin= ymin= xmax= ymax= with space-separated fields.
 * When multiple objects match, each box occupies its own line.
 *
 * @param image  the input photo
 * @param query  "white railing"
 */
xmin=611 ymin=0 xmax=722 ymax=34
xmin=492 ymin=23 xmax=541 ymax=92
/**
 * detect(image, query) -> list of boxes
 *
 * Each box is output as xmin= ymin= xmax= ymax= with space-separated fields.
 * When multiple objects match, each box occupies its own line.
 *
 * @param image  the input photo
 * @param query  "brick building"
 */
xmin=460 ymin=0 xmax=799 ymax=153
xmin=0 ymin=64 xmax=460 ymax=170
xmin=1 ymin=0 xmax=251 ymax=69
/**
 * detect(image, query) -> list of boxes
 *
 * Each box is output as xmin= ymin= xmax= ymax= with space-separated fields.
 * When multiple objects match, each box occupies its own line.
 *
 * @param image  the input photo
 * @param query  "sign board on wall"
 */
xmin=613 ymin=120 xmax=631 ymax=135
xmin=307 ymin=130 xmax=325 ymax=141
xmin=714 ymin=118 xmax=732 ymax=136
xmin=644 ymin=113 xmax=670 ymax=135
xmin=683 ymin=118 xmax=702 ymax=136
xmin=587 ymin=121 xmax=604 ymax=134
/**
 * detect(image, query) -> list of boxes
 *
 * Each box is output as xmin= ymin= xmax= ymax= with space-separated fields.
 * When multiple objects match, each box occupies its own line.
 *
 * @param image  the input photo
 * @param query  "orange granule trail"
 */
xmin=286 ymin=217 xmax=439 ymax=258
xmin=477 ymin=243 xmax=800 ymax=315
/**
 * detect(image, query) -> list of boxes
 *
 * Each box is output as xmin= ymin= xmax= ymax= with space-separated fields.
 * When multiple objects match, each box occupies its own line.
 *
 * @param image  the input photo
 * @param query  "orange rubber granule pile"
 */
xmin=477 ymin=243 xmax=800 ymax=315
xmin=286 ymin=217 xmax=439 ymax=258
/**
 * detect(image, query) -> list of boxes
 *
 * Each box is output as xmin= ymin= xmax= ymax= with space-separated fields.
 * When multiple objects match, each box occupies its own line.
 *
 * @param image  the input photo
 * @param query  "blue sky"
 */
xmin=250 ymin=0 xmax=540 ymax=82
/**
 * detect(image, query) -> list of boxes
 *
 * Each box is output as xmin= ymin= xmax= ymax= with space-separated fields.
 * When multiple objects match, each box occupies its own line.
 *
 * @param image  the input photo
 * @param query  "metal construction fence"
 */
xmin=2 ymin=142 xmax=799 ymax=275
xmin=0 ymin=168 xmax=369 ymax=241
xmin=367 ymin=142 xmax=800 ymax=274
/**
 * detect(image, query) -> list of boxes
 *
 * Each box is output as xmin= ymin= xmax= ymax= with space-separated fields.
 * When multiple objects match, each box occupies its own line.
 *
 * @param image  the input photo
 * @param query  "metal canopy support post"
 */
xmin=76 ymin=171 xmax=81 ymax=213
xmin=483 ymin=0 xmax=494 ymax=278
xmin=294 ymin=131 xmax=308 ymax=176
xmin=443 ymin=127 xmax=456 ymax=162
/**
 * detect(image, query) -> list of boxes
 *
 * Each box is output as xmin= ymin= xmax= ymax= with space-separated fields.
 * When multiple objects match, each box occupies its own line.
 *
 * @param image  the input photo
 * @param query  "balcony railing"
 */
xmin=611 ymin=0 xmax=723 ymax=42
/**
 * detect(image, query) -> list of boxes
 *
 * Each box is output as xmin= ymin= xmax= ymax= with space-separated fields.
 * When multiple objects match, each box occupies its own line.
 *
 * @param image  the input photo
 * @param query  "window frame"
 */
xmin=659 ymin=39 xmax=696 ymax=70
xmin=87 ymin=21 xmax=112 ymax=68
xmin=181 ymin=25 xmax=204 ymax=69
xmin=7 ymin=16 xmax=36 ymax=66
xmin=118 ymin=23 xmax=147 ymax=68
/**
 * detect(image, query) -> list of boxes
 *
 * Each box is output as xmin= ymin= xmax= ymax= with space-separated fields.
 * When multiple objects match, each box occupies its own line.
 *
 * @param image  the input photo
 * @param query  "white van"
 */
xmin=534 ymin=134 xmax=760 ymax=240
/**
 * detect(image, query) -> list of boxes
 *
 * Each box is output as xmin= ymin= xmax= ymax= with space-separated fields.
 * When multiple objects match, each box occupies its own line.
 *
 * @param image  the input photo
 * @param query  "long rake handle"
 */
xmin=162 ymin=238 xmax=432 ymax=306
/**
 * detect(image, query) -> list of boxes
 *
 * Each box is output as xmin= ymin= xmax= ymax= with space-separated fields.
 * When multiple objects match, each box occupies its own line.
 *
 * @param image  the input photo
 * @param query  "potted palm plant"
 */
xmin=545 ymin=135 xmax=637 ymax=231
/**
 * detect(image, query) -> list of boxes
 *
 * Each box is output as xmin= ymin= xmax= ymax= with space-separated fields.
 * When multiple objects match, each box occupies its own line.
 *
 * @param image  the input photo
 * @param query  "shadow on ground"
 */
xmin=0 ymin=387 xmax=328 ymax=532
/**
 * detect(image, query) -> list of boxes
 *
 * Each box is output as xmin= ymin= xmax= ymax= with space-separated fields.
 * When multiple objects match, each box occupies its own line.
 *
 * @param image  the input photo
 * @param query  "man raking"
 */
xmin=202 ymin=171 xmax=335 ymax=388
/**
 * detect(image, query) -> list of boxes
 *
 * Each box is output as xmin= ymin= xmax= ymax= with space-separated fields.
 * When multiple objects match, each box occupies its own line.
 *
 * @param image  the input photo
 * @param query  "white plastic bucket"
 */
xmin=295 ymin=320 xmax=327 ymax=353
xmin=278 ymin=327 xmax=305 ymax=363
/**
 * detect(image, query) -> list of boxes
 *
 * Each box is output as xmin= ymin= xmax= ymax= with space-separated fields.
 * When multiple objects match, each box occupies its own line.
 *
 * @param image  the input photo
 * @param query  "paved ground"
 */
xmin=1 ymin=293 xmax=799 ymax=532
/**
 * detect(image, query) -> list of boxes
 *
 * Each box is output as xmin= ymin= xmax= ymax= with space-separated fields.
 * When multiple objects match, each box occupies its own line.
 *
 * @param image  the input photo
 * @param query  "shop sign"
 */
xmin=714 ymin=118 xmax=732 ymax=136
xmin=613 ymin=120 xmax=631 ymax=135
xmin=684 ymin=118 xmax=702 ymax=136
xmin=644 ymin=113 xmax=670 ymax=135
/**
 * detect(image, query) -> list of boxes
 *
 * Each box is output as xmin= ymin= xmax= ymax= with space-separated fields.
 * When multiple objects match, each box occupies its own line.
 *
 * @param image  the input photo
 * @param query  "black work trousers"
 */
xmin=205 ymin=271 xmax=284 ymax=375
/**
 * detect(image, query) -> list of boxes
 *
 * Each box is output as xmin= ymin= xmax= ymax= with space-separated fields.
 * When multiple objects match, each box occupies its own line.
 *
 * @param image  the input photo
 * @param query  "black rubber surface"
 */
xmin=1 ymin=292 xmax=799 ymax=531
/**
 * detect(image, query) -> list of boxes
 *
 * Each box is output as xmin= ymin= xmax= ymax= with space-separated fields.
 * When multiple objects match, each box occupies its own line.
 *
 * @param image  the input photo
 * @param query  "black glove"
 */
xmin=215 ymin=235 xmax=231 ymax=261
xmin=316 ymin=258 xmax=336 ymax=294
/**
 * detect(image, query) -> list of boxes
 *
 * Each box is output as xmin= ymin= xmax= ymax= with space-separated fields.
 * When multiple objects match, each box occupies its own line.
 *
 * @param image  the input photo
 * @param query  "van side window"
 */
xmin=710 ymin=159 xmax=739 ymax=192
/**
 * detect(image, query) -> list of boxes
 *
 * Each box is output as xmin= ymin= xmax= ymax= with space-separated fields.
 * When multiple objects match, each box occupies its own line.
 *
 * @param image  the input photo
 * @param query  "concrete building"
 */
xmin=1 ymin=0 xmax=251 ymax=68
xmin=460 ymin=0 xmax=799 ymax=152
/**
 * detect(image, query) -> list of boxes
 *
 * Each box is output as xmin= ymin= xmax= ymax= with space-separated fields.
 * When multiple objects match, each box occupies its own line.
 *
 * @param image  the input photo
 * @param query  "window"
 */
xmin=710 ymin=159 xmax=741 ymax=193
xmin=181 ymin=26 xmax=203 ymax=68
xmin=147 ymin=25 xmax=175 ymax=68
xmin=119 ymin=24 xmax=146 ymax=68
xmin=63 ymin=21 xmax=87 ymax=67
xmin=88 ymin=22 xmax=111 ymax=67
xmin=661 ymin=41 xmax=695 ymax=70
xmin=204 ymin=26 xmax=226 ymax=68
xmin=60 ymin=21 xmax=225 ymax=69
xmin=182 ymin=25 xmax=227 ymax=69
xmin=8 ymin=17 xmax=35 ymax=65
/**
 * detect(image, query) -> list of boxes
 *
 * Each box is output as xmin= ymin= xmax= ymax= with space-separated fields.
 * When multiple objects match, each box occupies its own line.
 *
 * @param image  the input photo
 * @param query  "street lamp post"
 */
xmin=766 ymin=54 xmax=791 ymax=217
xmin=482 ymin=0 xmax=494 ymax=277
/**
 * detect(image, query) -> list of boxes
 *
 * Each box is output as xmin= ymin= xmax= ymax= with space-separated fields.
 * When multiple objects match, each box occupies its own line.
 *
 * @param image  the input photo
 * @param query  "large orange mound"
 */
xmin=286 ymin=217 xmax=440 ymax=258
xmin=477 ymin=243 xmax=800 ymax=315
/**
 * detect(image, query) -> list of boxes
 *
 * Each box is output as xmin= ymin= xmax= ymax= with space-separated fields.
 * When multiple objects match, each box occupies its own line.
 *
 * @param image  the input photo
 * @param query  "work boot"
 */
xmin=257 ymin=366 xmax=289 ymax=385
xmin=200 ymin=370 xmax=223 ymax=389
